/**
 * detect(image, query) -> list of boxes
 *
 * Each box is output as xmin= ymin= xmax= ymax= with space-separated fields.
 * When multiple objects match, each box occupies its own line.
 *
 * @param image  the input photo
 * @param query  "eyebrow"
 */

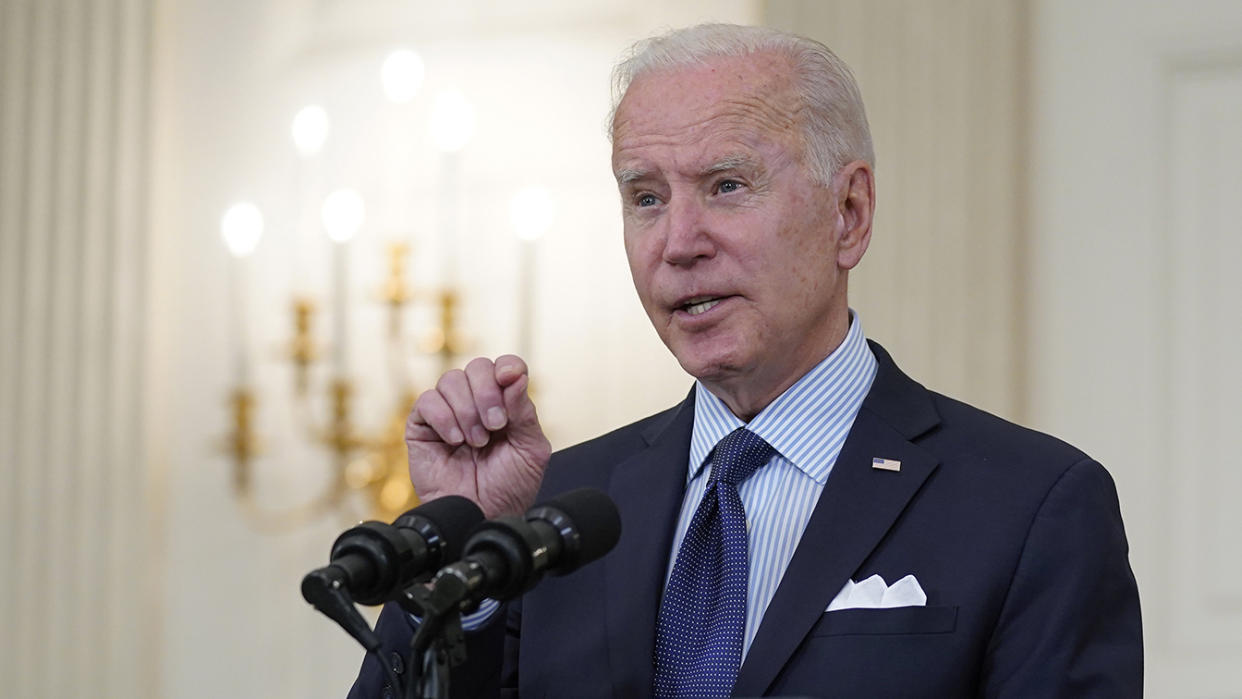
xmin=702 ymin=155 xmax=759 ymax=176
xmin=616 ymin=155 xmax=760 ymax=186
xmin=615 ymin=168 xmax=648 ymax=185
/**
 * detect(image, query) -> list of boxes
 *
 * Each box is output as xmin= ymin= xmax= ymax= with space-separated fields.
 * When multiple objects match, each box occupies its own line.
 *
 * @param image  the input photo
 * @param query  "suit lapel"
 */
xmin=604 ymin=391 xmax=696 ymax=696
xmin=732 ymin=342 xmax=942 ymax=697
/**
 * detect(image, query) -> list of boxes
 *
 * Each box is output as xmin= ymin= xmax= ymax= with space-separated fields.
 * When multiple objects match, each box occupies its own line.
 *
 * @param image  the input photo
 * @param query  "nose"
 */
xmin=661 ymin=194 xmax=715 ymax=266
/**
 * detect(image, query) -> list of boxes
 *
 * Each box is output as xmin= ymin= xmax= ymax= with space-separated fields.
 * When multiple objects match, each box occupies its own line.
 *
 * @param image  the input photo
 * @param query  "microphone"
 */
xmin=432 ymin=487 xmax=621 ymax=603
xmin=301 ymin=495 xmax=484 ymax=609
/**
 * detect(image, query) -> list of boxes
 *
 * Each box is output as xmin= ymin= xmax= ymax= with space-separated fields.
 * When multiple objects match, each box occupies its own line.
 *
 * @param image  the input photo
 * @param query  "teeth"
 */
xmin=684 ymin=298 xmax=721 ymax=316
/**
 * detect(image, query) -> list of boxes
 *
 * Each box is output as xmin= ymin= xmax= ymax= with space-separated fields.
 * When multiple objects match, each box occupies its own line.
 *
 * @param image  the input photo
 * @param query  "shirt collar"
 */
xmin=688 ymin=310 xmax=877 ymax=484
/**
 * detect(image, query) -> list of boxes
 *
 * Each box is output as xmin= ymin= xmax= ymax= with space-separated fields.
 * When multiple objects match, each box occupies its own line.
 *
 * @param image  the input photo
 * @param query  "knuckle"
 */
xmin=465 ymin=356 xmax=494 ymax=373
xmin=409 ymin=400 xmax=430 ymax=421
xmin=498 ymin=353 xmax=525 ymax=370
xmin=413 ymin=388 xmax=443 ymax=412
xmin=436 ymin=369 xmax=466 ymax=390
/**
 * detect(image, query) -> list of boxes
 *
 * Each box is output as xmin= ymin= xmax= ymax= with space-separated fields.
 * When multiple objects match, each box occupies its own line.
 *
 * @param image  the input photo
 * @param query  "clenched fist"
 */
xmin=405 ymin=355 xmax=551 ymax=518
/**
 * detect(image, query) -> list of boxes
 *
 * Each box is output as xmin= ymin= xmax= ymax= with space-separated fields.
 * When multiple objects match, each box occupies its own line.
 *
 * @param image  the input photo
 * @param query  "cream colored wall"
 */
xmin=1027 ymin=1 xmax=1242 ymax=694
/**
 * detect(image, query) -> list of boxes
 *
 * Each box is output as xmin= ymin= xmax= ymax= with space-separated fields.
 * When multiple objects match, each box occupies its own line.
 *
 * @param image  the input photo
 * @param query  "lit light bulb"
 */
xmin=509 ymin=187 xmax=555 ymax=241
xmin=291 ymin=105 xmax=330 ymax=157
xmin=429 ymin=89 xmax=476 ymax=153
xmin=321 ymin=189 xmax=365 ymax=243
xmin=381 ymin=49 xmax=424 ymax=103
xmin=220 ymin=202 xmax=264 ymax=257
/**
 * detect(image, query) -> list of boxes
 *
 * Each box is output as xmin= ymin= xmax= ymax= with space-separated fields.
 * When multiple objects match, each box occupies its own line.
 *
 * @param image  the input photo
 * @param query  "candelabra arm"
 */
xmin=225 ymin=386 xmax=260 ymax=494
xmin=222 ymin=382 xmax=366 ymax=532
xmin=288 ymin=297 xmax=320 ymax=396
xmin=325 ymin=377 xmax=360 ymax=458
xmin=382 ymin=241 xmax=414 ymax=340
xmin=417 ymin=288 xmax=469 ymax=374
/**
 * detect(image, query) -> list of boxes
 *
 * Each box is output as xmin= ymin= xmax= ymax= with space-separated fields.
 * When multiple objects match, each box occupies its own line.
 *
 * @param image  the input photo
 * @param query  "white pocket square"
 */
xmin=826 ymin=574 xmax=927 ymax=611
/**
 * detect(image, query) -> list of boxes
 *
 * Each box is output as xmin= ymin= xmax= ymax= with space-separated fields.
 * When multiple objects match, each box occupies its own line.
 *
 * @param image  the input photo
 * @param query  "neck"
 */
xmin=703 ymin=311 xmax=852 ymax=422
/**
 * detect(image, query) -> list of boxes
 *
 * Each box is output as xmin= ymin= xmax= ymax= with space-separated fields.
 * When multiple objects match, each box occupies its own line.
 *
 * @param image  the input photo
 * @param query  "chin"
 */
xmin=671 ymin=344 xmax=748 ymax=385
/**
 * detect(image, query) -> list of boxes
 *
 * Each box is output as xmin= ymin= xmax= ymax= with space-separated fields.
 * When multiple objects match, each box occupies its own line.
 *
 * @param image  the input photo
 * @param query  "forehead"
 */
xmin=611 ymin=53 xmax=804 ymax=172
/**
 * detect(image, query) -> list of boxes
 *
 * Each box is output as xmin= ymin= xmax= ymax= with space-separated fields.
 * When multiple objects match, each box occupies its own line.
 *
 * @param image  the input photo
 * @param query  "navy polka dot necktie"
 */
xmin=653 ymin=427 xmax=775 ymax=698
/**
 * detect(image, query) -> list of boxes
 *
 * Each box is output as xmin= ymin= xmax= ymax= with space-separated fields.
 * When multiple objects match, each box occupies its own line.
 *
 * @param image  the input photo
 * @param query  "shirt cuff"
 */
xmin=406 ymin=597 xmax=502 ymax=632
xmin=460 ymin=598 xmax=502 ymax=630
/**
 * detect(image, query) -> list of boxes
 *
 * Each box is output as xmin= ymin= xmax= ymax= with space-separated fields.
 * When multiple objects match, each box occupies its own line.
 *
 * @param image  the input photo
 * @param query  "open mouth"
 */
xmin=678 ymin=296 xmax=727 ymax=316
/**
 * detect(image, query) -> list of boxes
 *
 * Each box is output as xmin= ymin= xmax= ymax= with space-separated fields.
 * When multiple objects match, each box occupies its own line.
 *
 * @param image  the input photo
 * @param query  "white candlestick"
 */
xmin=438 ymin=151 xmax=460 ymax=286
xmin=292 ymin=159 xmax=307 ymax=294
xmin=291 ymin=104 xmax=329 ymax=295
xmin=385 ymin=117 xmax=407 ymax=237
xmin=332 ymin=239 xmax=349 ymax=376
xmin=230 ymin=255 xmax=251 ymax=385
xmin=221 ymin=202 xmax=263 ymax=385
xmin=321 ymin=188 xmax=364 ymax=377
xmin=517 ymin=238 xmax=536 ymax=360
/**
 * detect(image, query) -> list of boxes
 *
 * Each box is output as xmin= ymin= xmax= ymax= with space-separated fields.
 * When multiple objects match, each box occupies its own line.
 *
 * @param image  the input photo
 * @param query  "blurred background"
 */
xmin=1 ymin=0 xmax=1239 ymax=696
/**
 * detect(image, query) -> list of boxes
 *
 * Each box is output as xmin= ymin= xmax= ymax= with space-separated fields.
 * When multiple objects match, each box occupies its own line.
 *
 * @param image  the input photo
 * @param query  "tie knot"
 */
xmin=710 ymin=428 xmax=774 ymax=487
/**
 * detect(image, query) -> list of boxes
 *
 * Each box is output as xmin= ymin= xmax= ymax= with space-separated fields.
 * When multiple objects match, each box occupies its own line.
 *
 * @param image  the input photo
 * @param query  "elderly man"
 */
xmin=351 ymin=24 xmax=1142 ymax=698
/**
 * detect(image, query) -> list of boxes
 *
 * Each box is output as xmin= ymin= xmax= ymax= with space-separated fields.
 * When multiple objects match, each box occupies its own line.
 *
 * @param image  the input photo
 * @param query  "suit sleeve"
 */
xmin=981 ymin=458 xmax=1143 ymax=697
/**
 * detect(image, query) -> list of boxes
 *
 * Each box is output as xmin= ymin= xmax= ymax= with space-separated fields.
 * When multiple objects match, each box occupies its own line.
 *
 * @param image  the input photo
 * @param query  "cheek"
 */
xmin=768 ymin=239 xmax=838 ymax=308
xmin=622 ymin=227 xmax=643 ymax=269
xmin=623 ymin=221 xmax=655 ymax=260
xmin=623 ymin=233 xmax=659 ymax=303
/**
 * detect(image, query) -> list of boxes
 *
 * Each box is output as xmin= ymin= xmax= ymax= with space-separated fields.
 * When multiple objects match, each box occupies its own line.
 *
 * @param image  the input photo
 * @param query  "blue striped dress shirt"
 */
xmin=668 ymin=312 xmax=877 ymax=658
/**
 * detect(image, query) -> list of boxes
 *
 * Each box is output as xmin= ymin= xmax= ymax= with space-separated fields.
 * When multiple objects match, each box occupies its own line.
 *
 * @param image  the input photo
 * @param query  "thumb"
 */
xmin=502 ymin=372 xmax=536 ymax=429
xmin=500 ymin=372 xmax=551 ymax=471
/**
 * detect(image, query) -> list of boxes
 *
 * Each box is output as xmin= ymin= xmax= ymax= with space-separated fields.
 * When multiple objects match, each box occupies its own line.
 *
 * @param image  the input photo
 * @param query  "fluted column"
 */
xmin=0 ymin=1 xmax=156 ymax=697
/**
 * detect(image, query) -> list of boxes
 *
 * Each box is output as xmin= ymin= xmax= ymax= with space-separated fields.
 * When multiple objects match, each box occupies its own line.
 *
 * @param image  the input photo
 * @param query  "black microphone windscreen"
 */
xmin=537 ymin=488 xmax=621 ymax=569
xmin=395 ymin=495 xmax=485 ymax=564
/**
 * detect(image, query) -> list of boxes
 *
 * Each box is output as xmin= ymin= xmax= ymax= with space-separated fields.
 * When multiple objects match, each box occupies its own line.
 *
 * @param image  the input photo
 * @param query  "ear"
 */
xmin=832 ymin=160 xmax=875 ymax=270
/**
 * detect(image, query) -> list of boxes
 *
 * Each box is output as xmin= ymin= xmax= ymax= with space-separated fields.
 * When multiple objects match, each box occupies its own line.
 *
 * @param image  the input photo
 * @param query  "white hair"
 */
xmin=610 ymin=23 xmax=875 ymax=184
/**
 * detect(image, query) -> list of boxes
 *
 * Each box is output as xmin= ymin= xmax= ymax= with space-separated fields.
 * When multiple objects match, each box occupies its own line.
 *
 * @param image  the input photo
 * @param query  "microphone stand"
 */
xmin=397 ymin=574 xmax=472 ymax=699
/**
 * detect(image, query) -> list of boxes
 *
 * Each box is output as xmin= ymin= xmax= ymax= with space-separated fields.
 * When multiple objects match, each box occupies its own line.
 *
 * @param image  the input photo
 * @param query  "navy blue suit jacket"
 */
xmin=350 ymin=342 xmax=1142 ymax=697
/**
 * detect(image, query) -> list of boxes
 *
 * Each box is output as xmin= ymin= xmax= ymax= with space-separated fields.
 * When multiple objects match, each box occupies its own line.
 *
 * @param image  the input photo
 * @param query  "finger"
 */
xmin=409 ymin=388 xmax=465 ymax=446
xmin=437 ymin=368 xmax=491 ymax=448
xmin=500 ymin=374 xmax=550 ymax=467
xmin=465 ymin=357 xmax=507 ymax=431
xmin=404 ymin=418 xmax=440 ymax=441
xmin=494 ymin=354 xmax=529 ymax=388
xmin=501 ymin=372 xmax=536 ymax=428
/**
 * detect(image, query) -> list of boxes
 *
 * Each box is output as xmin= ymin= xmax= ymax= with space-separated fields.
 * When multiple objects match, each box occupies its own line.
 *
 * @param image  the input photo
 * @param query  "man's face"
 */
xmin=612 ymin=52 xmax=866 ymax=415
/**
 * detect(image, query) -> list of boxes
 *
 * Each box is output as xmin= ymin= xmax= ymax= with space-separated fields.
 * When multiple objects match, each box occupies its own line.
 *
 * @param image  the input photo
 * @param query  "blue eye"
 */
xmin=637 ymin=194 xmax=658 ymax=207
xmin=717 ymin=180 xmax=742 ymax=194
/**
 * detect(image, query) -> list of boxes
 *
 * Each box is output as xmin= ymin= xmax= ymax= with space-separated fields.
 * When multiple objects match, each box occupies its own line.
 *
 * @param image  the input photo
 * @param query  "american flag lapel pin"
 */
xmin=872 ymin=457 xmax=902 ymax=472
